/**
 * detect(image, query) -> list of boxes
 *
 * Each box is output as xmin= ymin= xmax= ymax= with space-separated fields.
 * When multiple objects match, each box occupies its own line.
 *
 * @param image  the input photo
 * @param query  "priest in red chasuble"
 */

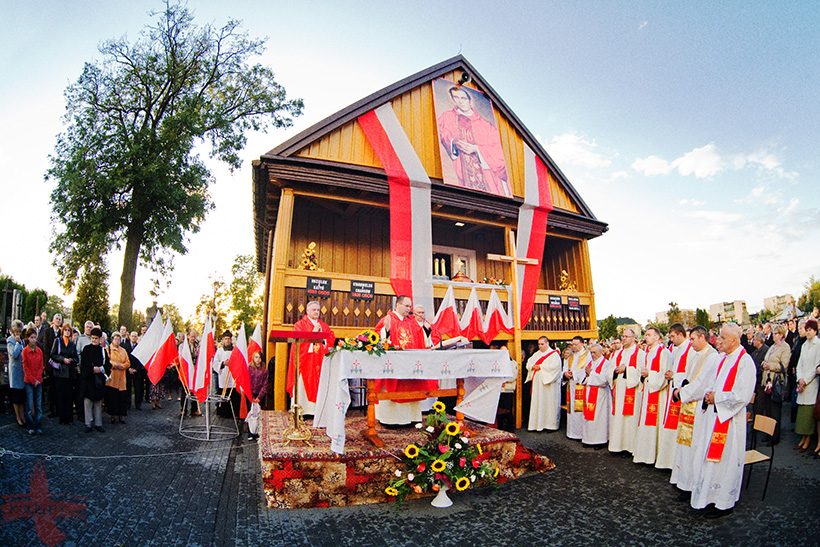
xmin=373 ymin=295 xmax=437 ymax=425
xmin=288 ymin=301 xmax=335 ymax=416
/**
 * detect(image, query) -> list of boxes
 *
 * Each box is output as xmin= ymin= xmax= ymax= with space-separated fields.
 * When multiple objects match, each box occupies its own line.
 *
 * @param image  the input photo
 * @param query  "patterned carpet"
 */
xmin=258 ymin=411 xmax=554 ymax=508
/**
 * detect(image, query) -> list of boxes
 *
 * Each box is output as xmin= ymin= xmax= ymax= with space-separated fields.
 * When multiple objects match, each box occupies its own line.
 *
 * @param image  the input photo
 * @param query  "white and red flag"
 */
xmin=480 ymin=289 xmax=514 ymax=344
xmin=131 ymin=313 xmax=164 ymax=370
xmin=227 ymin=323 xmax=252 ymax=404
xmin=358 ymin=103 xmax=434 ymax=315
xmin=432 ymin=285 xmax=461 ymax=339
xmin=178 ymin=334 xmax=195 ymax=391
xmin=459 ymin=288 xmax=483 ymax=341
xmin=247 ymin=323 xmax=263 ymax=365
xmin=193 ymin=315 xmax=215 ymax=403
xmin=516 ymin=144 xmax=554 ymax=326
xmin=147 ymin=319 xmax=178 ymax=385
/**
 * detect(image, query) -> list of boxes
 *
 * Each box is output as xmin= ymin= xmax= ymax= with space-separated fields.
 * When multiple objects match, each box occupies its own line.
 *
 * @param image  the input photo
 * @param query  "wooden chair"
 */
xmin=744 ymin=414 xmax=777 ymax=500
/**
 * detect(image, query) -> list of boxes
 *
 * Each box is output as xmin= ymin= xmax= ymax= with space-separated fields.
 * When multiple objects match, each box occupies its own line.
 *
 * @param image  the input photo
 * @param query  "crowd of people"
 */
xmin=2 ymin=313 xmax=269 ymax=440
xmin=523 ymin=316 xmax=820 ymax=519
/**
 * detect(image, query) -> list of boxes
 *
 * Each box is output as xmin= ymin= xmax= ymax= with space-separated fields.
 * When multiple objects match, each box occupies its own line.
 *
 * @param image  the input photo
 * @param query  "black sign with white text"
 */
xmin=350 ymin=280 xmax=375 ymax=300
xmin=306 ymin=276 xmax=331 ymax=297
xmin=567 ymin=296 xmax=580 ymax=311
xmin=548 ymin=295 xmax=563 ymax=310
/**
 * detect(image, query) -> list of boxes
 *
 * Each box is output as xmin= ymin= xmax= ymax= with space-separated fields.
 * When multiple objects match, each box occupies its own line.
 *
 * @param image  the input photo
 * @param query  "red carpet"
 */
xmin=258 ymin=410 xmax=553 ymax=508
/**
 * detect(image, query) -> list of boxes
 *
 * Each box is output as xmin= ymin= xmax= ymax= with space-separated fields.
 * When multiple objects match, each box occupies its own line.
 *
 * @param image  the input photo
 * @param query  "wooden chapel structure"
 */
xmin=253 ymin=56 xmax=608 ymax=417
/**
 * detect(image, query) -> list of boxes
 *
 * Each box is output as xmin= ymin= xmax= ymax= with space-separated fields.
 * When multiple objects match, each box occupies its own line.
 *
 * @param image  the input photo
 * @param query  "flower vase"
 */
xmin=430 ymin=484 xmax=453 ymax=508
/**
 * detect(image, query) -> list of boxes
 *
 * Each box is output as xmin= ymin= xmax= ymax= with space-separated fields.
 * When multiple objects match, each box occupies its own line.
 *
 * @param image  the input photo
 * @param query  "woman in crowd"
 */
xmin=247 ymin=350 xmax=268 ymax=440
xmin=50 ymin=323 xmax=79 ymax=425
xmin=149 ymin=361 xmax=166 ymax=410
xmin=21 ymin=327 xmax=44 ymax=434
xmin=6 ymin=320 xmax=27 ymax=428
xmin=80 ymin=327 xmax=110 ymax=433
xmin=794 ymin=319 xmax=819 ymax=453
xmin=105 ymin=332 xmax=130 ymax=424
xmin=758 ymin=323 xmax=790 ymax=445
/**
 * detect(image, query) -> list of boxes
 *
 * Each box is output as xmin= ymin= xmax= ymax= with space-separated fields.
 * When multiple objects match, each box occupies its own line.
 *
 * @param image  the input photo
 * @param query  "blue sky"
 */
xmin=1 ymin=1 xmax=817 ymax=325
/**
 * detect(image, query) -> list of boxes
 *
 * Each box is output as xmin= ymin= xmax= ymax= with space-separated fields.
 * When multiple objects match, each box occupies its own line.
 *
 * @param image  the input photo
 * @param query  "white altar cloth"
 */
xmin=314 ymin=349 xmax=515 ymax=454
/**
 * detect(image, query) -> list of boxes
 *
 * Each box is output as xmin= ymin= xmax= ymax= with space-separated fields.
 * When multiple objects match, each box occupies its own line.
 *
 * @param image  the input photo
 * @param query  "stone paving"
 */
xmin=0 ymin=400 xmax=817 ymax=547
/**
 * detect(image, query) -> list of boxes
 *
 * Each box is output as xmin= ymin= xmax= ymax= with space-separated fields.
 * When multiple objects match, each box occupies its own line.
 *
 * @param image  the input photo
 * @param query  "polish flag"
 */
xmin=227 ymin=323 xmax=252 ymax=404
xmin=247 ymin=323 xmax=263 ymax=365
xmin=147 ymin=320 xmax=178 ymax=385
xmin=459 ymin=288 xmax=484 ymax=341
xmin=178 ymin=334 xmax=195 ymax=391
xmin=193 ymin=315 xmax=215 ymax=403
xmin=432 ymin=285 xmax=461 ymax=339
xmin=480 ymin=289 xmax=514 ymax=344
xmin=131 ymin=312 xmax=164 ymax=368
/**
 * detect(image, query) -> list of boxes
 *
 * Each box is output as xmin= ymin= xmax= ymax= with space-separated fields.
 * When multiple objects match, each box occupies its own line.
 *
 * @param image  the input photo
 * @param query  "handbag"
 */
xmin=49 ymin=358 xmax=62 ymax=371
xmin=771 ymin=374 xmax=785 ymax=403
xmin=245 ymin=402 xmax=261 ymax=435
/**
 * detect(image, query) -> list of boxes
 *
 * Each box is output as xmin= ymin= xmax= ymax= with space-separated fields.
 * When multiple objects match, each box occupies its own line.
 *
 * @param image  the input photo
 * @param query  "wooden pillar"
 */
xmin=505 ymin=227 xmax=524 ymax=430
xmin=270 ymin=188 xmax=295 ymax=410
xmin=582 ymin=239 xmax=597 ymax=335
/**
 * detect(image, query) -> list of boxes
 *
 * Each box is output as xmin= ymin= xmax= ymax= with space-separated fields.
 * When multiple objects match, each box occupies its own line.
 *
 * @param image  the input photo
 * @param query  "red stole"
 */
xmin=532 ymin=350 xmax=558 ymax=370
xmin=584 ymin=358 xmax=606 ymax=420
xmin=643 ymin=346 xmax=663 ymax=426
xmin=566 ymin=350 xmax=588 ymax=412
xmin=612 ymin=347 xmax=639 ymax=416
xmin=287 ymin=317 xmax=335 ymax=402
xmin=664 ymin=343 xmax=692 ymax=430
xmin=706 ymin=349 xmax=746 ymax=462
xmin=375 ymin=312 xmax=437 ymax=398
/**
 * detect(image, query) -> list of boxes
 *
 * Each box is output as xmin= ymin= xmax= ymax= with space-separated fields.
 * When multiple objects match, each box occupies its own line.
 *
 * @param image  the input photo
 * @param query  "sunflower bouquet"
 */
xmin=328 ymin=329 xmax=391 ymax=356
xmin=385 ymin=401 xmax=498 ymax=506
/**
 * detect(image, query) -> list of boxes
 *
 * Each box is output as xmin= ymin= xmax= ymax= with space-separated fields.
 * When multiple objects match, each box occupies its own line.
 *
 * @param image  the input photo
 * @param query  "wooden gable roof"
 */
xmin=254 ymin=56 xmax=607 ymax=270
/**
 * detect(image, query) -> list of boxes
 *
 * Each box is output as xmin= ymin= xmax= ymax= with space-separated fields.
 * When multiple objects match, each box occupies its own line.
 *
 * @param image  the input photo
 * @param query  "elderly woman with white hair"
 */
xmin=794 ymin=319 xmax=820 ymax=453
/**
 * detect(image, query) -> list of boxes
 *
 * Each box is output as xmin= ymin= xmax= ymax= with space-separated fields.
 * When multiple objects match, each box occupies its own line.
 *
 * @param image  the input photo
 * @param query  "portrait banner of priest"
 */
xmin=433 ymin=78 xmax=512 ymax=198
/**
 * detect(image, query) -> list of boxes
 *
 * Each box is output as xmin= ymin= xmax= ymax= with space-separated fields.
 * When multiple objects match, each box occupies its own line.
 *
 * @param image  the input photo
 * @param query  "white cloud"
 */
xmin=632 ymin=144 xmax=798 ymax=180
xmin=605 ymin=170 xmax=629 ymax=182
xmin=670 ymin=144 xmax=722 ymax=178
xmin=631 ymin=155 xmax=672 ymax=176
xmin=541 ymin=133 xmax=612 ymax=170
xmin=679 ymin=198 xmax=705 ymax=206
xmin=638 ymin=21 xmax=648 ymax=30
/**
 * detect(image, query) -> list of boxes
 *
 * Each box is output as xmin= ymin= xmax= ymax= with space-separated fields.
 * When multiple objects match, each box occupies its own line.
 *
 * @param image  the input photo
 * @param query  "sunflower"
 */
xmin=445 ymin=422 xmax=461 ymax=436
xmin=368 ymin=331 xmax=379 ymax=345
xmin=455 ymin=477 xmax=471 ymax=491
xmin=385 ymin=487 xmax=399 ymax=496
xmin=433 ymin=401 xmax=446 ymax=413
xmin=477 ymin=443 xmax=483 ymax=455
xmin=431 ymin=459 xmax=446 ymax=472
xmin=494 ymin=467 xmax=500 ymax=478
xmin=404 ymin=444 xmax=419 ymax=459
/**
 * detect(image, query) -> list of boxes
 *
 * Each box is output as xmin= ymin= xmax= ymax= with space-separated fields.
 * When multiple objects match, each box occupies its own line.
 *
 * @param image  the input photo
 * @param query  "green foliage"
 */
xmin=645 ymin=320 xmax=669 ymax=336
xmin=229 ymin=254 xmax=263 ymax=332
xmin=667 ymin=301 xmax=682 ymax=325
xmin=23 ymin=289 xmax=48 ymax=322
xmin=195 ymin=275 xmax=230 ymax=336
xmin=46 ymin=0 xmax=303 ymax=327
xmin=72 ymin=261 xmax=111 ymax=331
xmin=756 ymin=308 xmax=776 ymax=325
xmin=797 ymin=275 xmax=820 ymax=313
xmin=598 ymin=315 xmax=618 ymax=340
xmin=162 ymin=303 xmax=186 ymax=333
xmin=695 ymin=308 xmax=711 ymax=328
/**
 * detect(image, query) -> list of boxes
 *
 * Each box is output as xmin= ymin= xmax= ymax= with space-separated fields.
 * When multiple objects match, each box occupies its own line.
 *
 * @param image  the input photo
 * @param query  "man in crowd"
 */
xmin=581 ymin=343 xmax=610 ymax=448
xmin=670 ymin=325 xmax=718 ymax=499
xmin=609 ymin=329 xmax=644 ymax=455
xmin=212 ymin=330 xmax=236 ymax=418
xmin=750 ymin=332 xmax=769 ymax=391
xmin=563 ymin=335 xmax=591 ymax=440
xmin=288 ymin=301 xmax=335 ymax=416
xmin=676 ymin=323 xmax=755 ymax=519
xmin=525 ymin=336 xmax=561 ymax=432
xmin=657 ymin=323 xmax=694 ymax=470
xmin=373 ymin=296 xmax=434 ymax=426
xmin=37 ymin=313 xmax=62 ymax=418
xmin=633 ymin=327 xmax=671 ymax=465
xmin=762 ymin=322 xmax=774 ymax=346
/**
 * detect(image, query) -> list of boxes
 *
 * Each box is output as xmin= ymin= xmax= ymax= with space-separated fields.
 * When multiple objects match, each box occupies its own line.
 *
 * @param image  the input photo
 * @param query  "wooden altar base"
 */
xmin=258 ymin=410 xmax=554 ymax=509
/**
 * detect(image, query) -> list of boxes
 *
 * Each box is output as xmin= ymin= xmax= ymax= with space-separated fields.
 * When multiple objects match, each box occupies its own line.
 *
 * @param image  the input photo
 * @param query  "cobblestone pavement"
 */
xmin=0 ymin=400 xmax=817 ymax=547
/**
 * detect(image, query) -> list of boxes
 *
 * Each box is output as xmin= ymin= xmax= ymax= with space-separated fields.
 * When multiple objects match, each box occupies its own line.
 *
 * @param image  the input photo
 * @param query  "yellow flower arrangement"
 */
xmin=445 ymin=422 xmax=460 ymax=436
xmin=432 ymin=401 xmax=446 ymax=413
xmin=404 ymin=444 xmax=419 ymax=459
xmin=431 ymin=459 xmax=446 ymax=473
xmin=385 ymin=487 xmax=399 ymax=496
xmin=368 ymin=331 xmax=379 ymax=345
xmin=455 ymin=477 xmax=470 ymax=491
xmin=329 ymin=329 xmax=394 ymax=356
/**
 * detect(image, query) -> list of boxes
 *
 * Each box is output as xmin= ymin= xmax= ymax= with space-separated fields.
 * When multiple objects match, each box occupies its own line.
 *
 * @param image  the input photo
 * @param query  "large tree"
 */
xmin=47 ymin=1 xmax=303 ymax=329
xmin=72 ymin=260 xmax=111 ymax=331
xmin=229 ymin=254 xmax=263 ymax=332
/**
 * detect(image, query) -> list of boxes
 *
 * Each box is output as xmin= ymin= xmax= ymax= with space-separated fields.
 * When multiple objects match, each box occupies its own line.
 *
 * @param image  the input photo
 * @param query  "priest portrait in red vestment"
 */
xmin=287 ymin=300 xmax=335 ymax=415
xmin=434 ymin=78 xmax=511 ymax=198
xmin=373 ymin=295 xmax=437 ymax=425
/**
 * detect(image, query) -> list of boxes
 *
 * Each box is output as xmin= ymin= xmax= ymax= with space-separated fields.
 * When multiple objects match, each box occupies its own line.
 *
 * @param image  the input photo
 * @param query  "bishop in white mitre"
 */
xmin=526 ymin=336 xmax=562 ymax=432
xmin=633 ymin=327 xmax=672 ymax=465
xmin=563 ymin=336 xmax=592 ymax=440
xmin=608 ymin=329 xmax=644 ymax=454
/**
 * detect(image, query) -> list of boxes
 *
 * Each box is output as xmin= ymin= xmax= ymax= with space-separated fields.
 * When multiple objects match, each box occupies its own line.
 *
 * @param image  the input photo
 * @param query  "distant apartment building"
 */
xmin=709 ymin=301 xmax=750 ymax=326
xmin=763 ymin=294 xmax=794 ymax=313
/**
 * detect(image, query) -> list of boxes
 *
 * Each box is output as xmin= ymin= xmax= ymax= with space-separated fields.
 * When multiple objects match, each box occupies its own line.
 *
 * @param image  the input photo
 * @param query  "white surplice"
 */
xmin=582 ymin=356 xmax=612 ymax=445
xmin=686 ymin=346 xmax=756 ymax=510
xmin=564 ymin=349 xmax=591 ymax=440
xmin=656 ymin=340 xmax=695 ymax=470
xmin=526 ymin=349 xmax=562 ymax=431
xmin=633 ymin=344 xmax=671 ymax=464
xmin=608 ymin=345 xmax=644 ymax=454
xmin=670 ymin=346 xmax=718 ymax=491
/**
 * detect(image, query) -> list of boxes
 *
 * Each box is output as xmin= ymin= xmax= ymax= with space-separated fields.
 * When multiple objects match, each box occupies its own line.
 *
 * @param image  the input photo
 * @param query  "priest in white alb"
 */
xmin=656 ymin=323 xmax=694 ymax=470
xmin=525 ymin=336 xmax=562 ymax=432
xmin=581 ymin=343 xmax=611 ymax=447
xmin=670 ymin=325 xmax=718 ymax=498
xmin=608 ymin=329 xmax=644 ymax=454
xmin=676 ymin=323 xmax=755 ymax=519
xmin=563 ymin=336 xmax=591 ymax=440
xmin=633 ymin=327 xmax=671 ymax=465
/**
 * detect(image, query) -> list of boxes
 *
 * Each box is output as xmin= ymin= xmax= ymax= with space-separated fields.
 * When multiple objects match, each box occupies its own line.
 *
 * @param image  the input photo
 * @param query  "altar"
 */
xmin=314 ymin=348 xmax=514 ymax=454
